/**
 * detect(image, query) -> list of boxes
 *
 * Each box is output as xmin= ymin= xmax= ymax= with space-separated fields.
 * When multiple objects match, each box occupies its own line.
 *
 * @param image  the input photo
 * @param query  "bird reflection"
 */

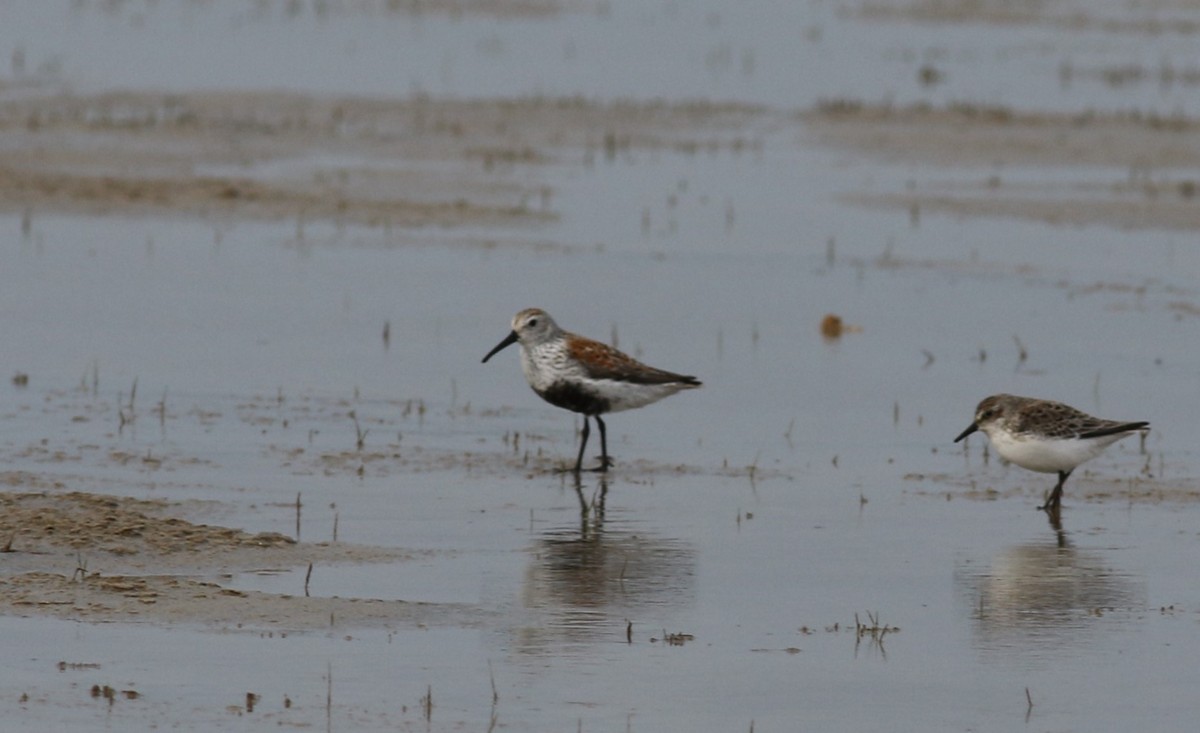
xmin=515 ymin=475 xmax=695 ymax=653
xmin=955 ymin=525 xmax=1143 ymax=659
xmin=1044 ymin=504 xmax=1066 ymax=545
xmin=573 ymin=474 xmax=607 ymax=540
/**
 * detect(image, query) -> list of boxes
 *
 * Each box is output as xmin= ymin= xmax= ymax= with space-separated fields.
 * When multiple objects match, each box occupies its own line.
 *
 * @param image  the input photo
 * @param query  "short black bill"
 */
xmin=953 ymin=423 xmax=978 ymax=443
xmin=482 ymin=331 xmax=519 ymax=363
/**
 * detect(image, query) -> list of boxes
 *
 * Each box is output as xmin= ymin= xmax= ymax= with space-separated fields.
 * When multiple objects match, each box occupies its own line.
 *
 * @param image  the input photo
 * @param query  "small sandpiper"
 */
xmin=954 ymin=394 xmax=1149 ymax=512
xmin=482 ymin=308 xmax=701 ymax=473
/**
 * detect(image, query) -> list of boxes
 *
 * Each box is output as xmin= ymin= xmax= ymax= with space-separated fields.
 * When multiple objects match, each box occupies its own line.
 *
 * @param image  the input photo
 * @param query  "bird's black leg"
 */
xmin=589 ymin=415 xmax=613 ymax=472
xmin=1039 ymin=470 xmax=1070 ymax=512
xmin=571 ymin=416 xmax=591 ymax=474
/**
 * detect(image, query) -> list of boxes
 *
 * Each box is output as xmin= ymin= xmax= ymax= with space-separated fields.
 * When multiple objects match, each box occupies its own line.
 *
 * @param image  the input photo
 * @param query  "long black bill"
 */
xmin=953 ymin=423 xmax=978 ymax=443
xmin=482 ymin=331 xmax=519 ymax=363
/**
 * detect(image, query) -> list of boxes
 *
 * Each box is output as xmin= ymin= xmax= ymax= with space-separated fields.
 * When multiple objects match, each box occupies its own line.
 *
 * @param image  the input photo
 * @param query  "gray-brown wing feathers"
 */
xmin=567 ymin=336 xmax=701 ymax=386
xmin=1016 ymin=400 xmax=1147 ymax=439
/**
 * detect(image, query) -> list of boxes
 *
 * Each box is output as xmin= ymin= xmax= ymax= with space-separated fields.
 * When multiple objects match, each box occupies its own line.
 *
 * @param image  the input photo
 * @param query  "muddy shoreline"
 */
xmin=4 ymin=87 xmax=1200 ymax=236
xmin=0 ymin=89 xmax=769 ymax=227
xmin=0 ymin=485 xmax=486 ymax=629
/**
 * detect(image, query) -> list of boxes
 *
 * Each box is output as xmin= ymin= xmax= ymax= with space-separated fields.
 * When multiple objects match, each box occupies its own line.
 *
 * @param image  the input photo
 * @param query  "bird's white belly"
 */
xmin=585 ymin=378 xmax=687 ymax=413
xmin=988 ymin=430 xmax=1123 ymax=473
xmin=519 ymin=344 xmax=693 ymax=414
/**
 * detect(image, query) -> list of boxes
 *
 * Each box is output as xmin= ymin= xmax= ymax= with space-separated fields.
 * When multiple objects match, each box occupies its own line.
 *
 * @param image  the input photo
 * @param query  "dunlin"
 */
xmin=482 ymin=308 xmax=701 ymax=473
xmin=954 ymin=394 xmax=1149 ymax=511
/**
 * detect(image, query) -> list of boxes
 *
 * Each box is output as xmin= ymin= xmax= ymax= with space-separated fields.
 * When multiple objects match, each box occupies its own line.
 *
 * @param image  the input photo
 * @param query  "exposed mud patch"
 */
xmin=69 ymin=0 xmax=568 ymax=20
xmin=806 ymin=102 xmax=1200 ymax=169
xmin=844 ymin=188 xmax=1200 ymax=231
xmin=907 ymin=471 xmax=1200 ymax=505
xmin=858 ymin=0 xmax=1200 ymax=35
xmin=0 ymin=489 xmax=298 ymax=561
xmin=806 ymin=101 xmax=1200 ymax=230
xmin=0 ymin=89 xmax=772 ymax=227
xmin=0 ymin=486 xmax=482 ymax=629
xmin=0 ymin=572 xmax=484 ymax=629
xmin=294 ymin=444 xmax=788 ymax=482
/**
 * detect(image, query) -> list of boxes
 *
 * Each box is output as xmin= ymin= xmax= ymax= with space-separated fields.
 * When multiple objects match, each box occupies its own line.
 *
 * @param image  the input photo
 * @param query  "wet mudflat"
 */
xmin=1 ymin=0 xmax=1200 ymax=730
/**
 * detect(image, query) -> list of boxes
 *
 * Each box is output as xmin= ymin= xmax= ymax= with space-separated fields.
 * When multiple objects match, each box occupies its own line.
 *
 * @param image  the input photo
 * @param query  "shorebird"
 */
xmin=482 ymin=308 xmax=701 ymax=473
xmin=955 ymin=394 xmax=1149 ymax=511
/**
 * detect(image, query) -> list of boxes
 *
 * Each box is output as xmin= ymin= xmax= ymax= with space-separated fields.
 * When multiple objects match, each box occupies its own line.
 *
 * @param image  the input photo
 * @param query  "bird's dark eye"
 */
xmin=528 ymin=318 xmax=539 ymax=327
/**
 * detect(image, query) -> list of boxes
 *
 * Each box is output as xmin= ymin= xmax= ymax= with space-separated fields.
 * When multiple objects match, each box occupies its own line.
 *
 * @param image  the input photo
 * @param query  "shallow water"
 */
xmin=2 ymin=1 xmax=1200 ymax=731
xmin=6 ymin=0 xmax=1200 ymax=113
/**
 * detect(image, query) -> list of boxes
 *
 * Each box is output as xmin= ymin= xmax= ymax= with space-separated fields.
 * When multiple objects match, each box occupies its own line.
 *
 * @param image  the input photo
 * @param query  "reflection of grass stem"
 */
xmin=854 ymin=611 xmax=899 ymax=657
xmin=350 ymin=411 xmax=368 ymax=451
xmin=72 ymin=552 xmax=88 ymax=582
xmin=118 ymin=377 xmax=138 ymax=432
xmin=420 ymin=685 xmax=433 ymax=722
xmin=156 ymin=388 xmax=167 ymax=432
xmin=325 ymin=662 xmax=332 ymax=733
xmin=662 ymin=631 xmax=695 ymax=646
